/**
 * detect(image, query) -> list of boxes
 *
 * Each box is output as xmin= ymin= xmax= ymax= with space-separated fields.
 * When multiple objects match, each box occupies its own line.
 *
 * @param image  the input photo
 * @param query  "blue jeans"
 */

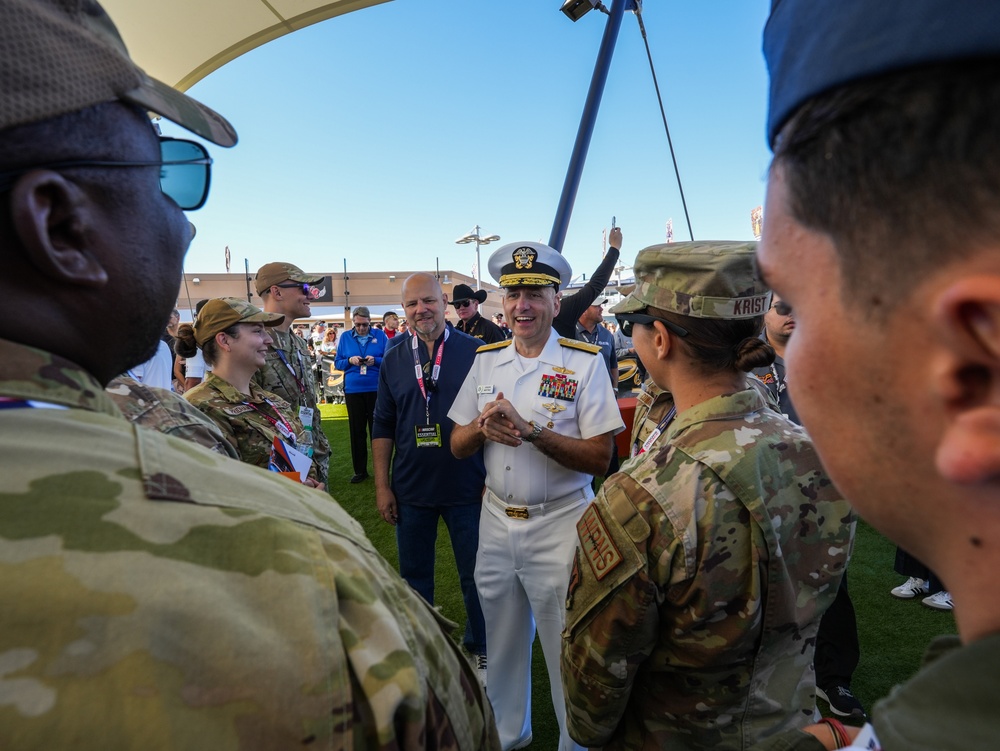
xmin=396 ymin=502 xmax=486 ymax=655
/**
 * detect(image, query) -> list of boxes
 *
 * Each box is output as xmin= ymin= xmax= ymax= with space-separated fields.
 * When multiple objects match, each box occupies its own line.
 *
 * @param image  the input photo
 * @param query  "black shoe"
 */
xmin=817 ymin=684 xmax=867 ymax=721
xmin=349 ymin=473 xmax=368 ymax=484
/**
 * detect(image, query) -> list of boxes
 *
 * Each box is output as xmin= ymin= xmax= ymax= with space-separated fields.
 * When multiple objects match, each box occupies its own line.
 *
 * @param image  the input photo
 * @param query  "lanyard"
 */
xmin=244 ymin=398 xmax=295 ymax=441
xmin=632 ymin=404 xmax=677 ymax=457
xmin=275 ymin=347 xmax=306 ymax=394
xmin=412 ymin=329 xmax=448 ymax=423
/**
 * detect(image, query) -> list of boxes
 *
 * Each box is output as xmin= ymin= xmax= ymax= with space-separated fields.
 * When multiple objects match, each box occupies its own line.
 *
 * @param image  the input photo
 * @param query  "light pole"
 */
xmin=455 ymin=225 xmax=500 ymax=290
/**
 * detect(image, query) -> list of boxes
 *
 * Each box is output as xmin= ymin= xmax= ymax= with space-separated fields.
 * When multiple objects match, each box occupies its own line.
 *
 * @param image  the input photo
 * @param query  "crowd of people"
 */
xmin=2 ymin=0 xmax=994 ymax=749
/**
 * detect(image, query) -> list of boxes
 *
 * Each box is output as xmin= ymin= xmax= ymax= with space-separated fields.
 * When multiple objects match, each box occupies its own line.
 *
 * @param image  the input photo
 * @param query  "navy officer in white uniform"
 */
xmin=450 ymin=241 xmax=625 ymax=751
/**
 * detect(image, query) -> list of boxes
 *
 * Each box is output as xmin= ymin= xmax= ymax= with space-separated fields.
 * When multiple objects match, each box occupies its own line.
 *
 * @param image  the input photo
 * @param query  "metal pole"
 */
xmin=476 ymin=241 xmax=482 ymax=290
xmin=548 ymin=0 xmax=627 ymax=252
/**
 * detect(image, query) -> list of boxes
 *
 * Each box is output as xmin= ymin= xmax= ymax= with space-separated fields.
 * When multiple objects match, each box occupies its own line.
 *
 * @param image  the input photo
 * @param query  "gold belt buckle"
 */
xmin=505 ymin=506 xmax=530 ymax=520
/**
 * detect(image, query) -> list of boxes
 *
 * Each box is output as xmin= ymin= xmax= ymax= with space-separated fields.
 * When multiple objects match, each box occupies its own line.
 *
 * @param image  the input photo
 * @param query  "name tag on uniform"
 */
xmin=477 ymin=385 xmax=495 ymax=394
xmin=298 ymin=406 xmax=314 ymax=429
xmin=415 ymin=424 xmax=442 ymax=448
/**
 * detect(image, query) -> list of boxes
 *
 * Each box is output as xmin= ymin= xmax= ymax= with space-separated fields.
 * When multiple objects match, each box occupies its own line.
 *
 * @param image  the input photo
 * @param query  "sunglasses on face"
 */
xmin=771 ymin=301 xmax=793 ymax=316
xmin=275 ymin=282 xmax=321 ymax=299
xmin=0 ymin=137 xmax=212 ymax=210
xmin=453 ymin=300 xmax=473 ymax=309
xmin=616 ymin=312 xmax=689 ymax=339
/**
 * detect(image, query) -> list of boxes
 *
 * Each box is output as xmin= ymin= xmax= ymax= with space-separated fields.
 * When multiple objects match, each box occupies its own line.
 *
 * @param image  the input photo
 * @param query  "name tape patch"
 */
xmin=577 ymin=504 xmax=623 ymax=580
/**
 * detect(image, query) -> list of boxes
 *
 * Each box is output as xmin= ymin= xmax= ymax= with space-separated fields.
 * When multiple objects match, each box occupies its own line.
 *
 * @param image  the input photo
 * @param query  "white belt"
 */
xmin=485 ymin=488 xmax=591 ymax=520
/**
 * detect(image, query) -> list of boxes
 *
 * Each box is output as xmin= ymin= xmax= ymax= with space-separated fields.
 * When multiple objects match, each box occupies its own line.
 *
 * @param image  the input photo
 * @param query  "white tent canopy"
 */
xmin=103 ymin=0 xmax=391 ymax=91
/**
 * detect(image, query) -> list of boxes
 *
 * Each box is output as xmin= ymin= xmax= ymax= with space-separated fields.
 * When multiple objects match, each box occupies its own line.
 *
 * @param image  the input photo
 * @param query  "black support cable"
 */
xmin=635 ymin=8 xmax=694 ymax=241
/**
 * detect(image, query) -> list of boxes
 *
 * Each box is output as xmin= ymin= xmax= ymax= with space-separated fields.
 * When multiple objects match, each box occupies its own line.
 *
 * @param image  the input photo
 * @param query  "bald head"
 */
xmin=401 ymin=273 xmax=447 ymax=343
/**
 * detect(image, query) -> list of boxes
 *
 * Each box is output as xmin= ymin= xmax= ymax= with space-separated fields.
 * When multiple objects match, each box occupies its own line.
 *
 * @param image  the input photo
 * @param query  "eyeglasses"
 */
xmin=771 ymin=301 xmax=793 ymax=316
xmin=616 ymin=312 xmax=689 ymax=338
xmin=354 ymin=321 xmax=371 ymax=327
xmin=275 ymin=282 xmax=321 ymax=299
xmin=0 ymin=137 xmax=212 ymax=210
xmin=453 ymin=300 xmax=473 ymax=309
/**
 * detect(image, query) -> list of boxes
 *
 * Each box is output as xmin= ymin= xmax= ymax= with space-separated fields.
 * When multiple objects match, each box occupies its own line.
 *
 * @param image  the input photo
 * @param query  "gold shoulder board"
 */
xmin=477 ymin=340 xmax=513 ymax=353
xmin=558 ymin=338 xmax=601 ymax=354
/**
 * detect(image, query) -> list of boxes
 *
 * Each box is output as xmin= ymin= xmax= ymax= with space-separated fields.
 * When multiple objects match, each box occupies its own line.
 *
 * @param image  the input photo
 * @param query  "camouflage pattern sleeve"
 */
xmin=253 ymin=329 xmax=331 ymax=485
xmin=0 ymin=338 xmax=500 ymax=749
xmin=105 ymin=375 xmax=239 ymax=458
xmin=561 ymin=473 xmax=678 ymax=747
xmin=185 ymin=374 xmax=320 ymax=483
xmin=563 ymin=389 xmax=853 ymax=750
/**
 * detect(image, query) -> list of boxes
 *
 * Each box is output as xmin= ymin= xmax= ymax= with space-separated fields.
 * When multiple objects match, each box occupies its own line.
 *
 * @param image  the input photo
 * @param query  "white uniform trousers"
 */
xmin=476 ymin=489 xmax=591 ymax=751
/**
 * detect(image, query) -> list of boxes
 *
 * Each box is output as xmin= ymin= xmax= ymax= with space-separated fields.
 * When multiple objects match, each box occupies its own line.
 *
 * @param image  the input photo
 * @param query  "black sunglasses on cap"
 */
xmin=0 ymin=136 xmax=212 ymax=211
xmin=616 ymin=312 xmax=689 ymax=339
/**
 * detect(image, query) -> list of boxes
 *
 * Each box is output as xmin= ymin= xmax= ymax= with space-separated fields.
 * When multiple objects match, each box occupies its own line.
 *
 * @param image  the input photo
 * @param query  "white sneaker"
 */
xmin=890 ymin=576 xmax=929 ymax=599
xmin=475 ymin=653 xmax=487 ymax=688
xmin=922 ymin=591 xmax=954 ymax=611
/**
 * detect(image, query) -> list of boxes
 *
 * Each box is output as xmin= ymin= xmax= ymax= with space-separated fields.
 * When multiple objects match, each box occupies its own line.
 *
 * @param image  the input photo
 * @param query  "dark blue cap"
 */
xmin=764 ymin=0 xmax=1000 ymax=147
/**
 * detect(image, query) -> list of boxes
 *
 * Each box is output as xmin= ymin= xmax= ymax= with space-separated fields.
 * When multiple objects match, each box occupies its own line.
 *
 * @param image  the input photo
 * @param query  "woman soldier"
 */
xmin=561 ymin=242 xmax=853 ymax=750
xmin=176 ymin=297 xmax=324 ymax=489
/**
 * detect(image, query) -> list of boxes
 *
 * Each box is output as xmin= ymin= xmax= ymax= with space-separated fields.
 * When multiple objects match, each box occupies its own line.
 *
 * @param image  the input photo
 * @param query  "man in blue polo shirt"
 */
xmin=373 ymin=272 xmax=488 ymax=683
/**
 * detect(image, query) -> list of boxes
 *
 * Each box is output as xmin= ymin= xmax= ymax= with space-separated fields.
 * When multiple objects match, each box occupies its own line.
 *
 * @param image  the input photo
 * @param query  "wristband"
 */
xmin=818 ymin=718 xmax=850 ymax=749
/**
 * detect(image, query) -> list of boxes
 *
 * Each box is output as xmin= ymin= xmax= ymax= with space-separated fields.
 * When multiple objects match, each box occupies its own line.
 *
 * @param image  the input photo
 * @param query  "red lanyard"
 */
xmin=244 ymin=398 xmax=295 ymax=440
xmin=412 ymin=329 xmax=448 ymax=422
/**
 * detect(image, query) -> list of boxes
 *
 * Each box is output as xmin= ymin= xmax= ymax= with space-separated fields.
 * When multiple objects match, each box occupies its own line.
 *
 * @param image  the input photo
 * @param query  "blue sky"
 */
xmin=162 ymin=0 xmax=773 ymax=282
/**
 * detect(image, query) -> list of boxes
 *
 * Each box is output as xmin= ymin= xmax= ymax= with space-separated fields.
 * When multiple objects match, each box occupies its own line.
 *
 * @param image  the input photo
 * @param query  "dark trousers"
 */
xmin=344 ymin=390 xmax=377 ymax=475
xmin=396 ymin=502 xmax=487 ymax=655
xmin=815 ymin=573 xmax=861 ymax=688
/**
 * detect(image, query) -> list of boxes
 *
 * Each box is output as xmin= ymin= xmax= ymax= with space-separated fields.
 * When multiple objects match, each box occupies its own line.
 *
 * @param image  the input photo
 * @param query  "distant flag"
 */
xmin=751 ymin=206 xmax=763 ymax=240
xmin=665 ymin=218 xmax=674 ymax=244
xmin=602 ymin=228 xmax=607 ymax=256
xmin=225 ymin=245 xmax=231 ymax=272
xmin=471 ymin=260 xmax=478 ymax=280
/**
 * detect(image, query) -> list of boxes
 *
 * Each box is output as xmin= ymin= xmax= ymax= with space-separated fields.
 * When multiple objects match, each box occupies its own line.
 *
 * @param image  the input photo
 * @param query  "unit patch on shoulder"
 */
xmin=477 ymin=339 xmax=512 ymax=353
xmin=576 ymin=503 xmax=623 ymax=580
xmin=558 ymin=337 xmax=601 ymax=354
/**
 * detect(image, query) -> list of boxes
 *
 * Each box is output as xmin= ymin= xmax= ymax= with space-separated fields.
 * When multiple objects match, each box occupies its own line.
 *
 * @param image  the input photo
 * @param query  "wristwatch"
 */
xmin=523 ymin=421 xmax=543 ymax=443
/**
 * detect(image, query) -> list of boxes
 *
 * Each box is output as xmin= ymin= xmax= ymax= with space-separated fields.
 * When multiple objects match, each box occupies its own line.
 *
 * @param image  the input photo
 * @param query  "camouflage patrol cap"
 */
xmin=0 ymin=0 xmax=237 ymax=146
xmin=255 ymin=262 xmax=324 ymax=295
xmin=610 ymin=241 xmax=771 ymax=319
xmin=193 ymin=297 xmax=283 ymax=346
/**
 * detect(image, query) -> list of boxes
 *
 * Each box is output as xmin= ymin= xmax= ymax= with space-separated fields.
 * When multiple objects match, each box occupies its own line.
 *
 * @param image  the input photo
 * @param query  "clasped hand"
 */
xmin=478 ymin=392 xmax=530 ymax=447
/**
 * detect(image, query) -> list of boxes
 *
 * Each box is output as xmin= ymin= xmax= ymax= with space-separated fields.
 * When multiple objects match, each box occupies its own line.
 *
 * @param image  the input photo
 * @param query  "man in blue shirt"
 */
xmin=577 ymin=298 xmax=620 ymax=478
xmin=575 ymin=298 xmax=618 ymax=387
xmin=373 ymin=273 xmax=488 ymax=683
xmin=335 ymin=306 xmax=387 ymax=483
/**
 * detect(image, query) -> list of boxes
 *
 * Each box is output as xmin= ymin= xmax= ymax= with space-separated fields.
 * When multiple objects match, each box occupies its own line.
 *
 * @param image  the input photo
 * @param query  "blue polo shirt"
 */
xmin=373 ymin=325 xmax=486 ymax=507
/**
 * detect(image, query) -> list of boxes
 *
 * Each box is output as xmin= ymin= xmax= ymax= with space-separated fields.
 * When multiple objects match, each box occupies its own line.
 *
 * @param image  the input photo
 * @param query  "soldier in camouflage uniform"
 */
xmin=253 ymin=261 xmax=332 ymax=486
xmin=561 ymin=242 xmax=853 ymax=750
xmin=0 ymin=3 xmax=499 ymax=747
xmin=178 ymin=298 xmax=323 ymax=486
xmin=106 ymin=375 xmax=239 ymax=458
